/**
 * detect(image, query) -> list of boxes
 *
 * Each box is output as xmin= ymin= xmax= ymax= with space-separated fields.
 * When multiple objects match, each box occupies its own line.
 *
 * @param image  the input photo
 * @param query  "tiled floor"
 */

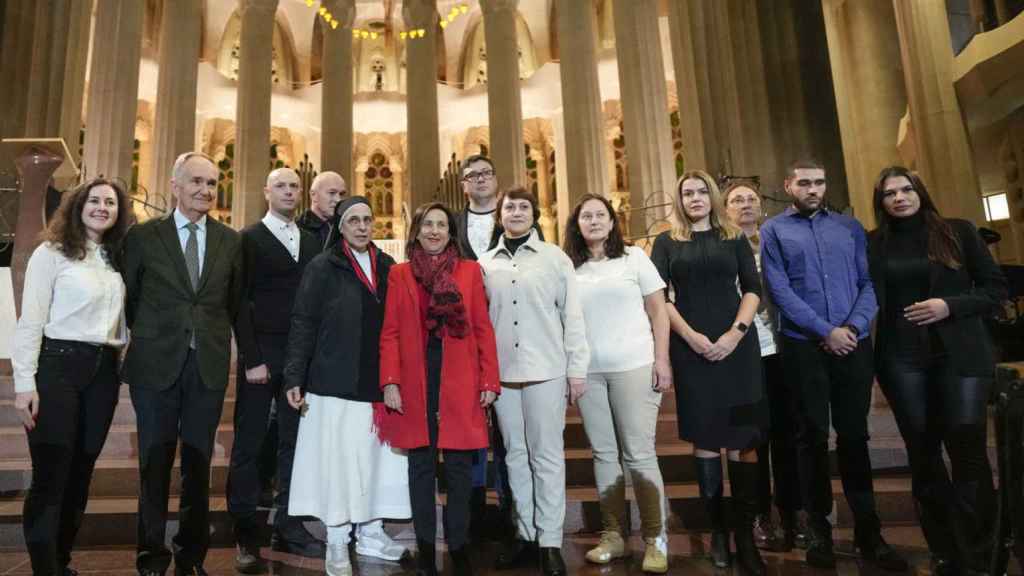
xmin=0 ymin=528 xmax=1020 ymax=575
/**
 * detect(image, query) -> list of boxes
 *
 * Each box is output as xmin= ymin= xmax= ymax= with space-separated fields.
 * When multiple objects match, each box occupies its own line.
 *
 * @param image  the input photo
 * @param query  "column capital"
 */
xmin=321 ymin=0 xmax=355 ymax=27
xmin=402 ymin=0 xmax=437 ymax=28
xmin=480 ymin=0 xmax=520 ymax=16
xmin=239 ymin=0 xmax=278 ymax=15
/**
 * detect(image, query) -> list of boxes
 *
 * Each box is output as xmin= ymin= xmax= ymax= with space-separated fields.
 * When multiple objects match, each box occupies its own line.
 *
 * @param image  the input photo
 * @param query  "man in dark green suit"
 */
xmin=122 ymin=152 xmax=243 ymax=576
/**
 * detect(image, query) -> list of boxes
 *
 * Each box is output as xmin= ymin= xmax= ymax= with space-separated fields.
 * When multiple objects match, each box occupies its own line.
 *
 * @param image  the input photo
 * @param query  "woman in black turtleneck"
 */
xmin=867 ymin=166 xmax=1007 ymax=576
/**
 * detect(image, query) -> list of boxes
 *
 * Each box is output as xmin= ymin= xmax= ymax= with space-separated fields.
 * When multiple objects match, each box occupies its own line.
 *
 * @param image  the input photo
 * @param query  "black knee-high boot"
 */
xmin=729 ymin=460 xmax=768 ymax=576
xmin=695 ymin=456 xmax=730 ymax=568
xmin=417 ymin=539 xmax=438 ymax=576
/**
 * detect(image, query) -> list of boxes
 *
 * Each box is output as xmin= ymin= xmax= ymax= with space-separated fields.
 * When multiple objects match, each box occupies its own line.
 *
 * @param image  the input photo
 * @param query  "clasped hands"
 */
xmin=382 ymin=384 xmax=497 ymax=414
xmin=686 ymin=328 xmax=742 ymax=362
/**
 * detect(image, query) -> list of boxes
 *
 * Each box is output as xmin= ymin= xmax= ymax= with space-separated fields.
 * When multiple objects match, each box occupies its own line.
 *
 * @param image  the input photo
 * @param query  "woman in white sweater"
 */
xmin=12 ymin=179 xmax=130 ymax=576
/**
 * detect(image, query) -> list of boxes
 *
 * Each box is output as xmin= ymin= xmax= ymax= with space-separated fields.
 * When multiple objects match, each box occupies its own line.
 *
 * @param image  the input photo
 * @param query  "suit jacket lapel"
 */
xmin=257 ymin=222 xmax=299 ymax=269
xmin=157 ymin=215 xmax=196 ymax=296
xmin=198 ymin=219 xmax=225 ymax=293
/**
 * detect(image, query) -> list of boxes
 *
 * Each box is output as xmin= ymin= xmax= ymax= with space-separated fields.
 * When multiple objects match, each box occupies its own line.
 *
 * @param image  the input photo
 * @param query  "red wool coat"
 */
xmin=375 ymin=260 xmax=501 ymax=450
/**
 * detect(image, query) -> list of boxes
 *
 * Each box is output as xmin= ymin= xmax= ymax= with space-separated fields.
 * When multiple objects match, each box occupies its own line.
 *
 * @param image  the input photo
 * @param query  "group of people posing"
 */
xmin=11 ymin=150 xmax=1006 ymax=576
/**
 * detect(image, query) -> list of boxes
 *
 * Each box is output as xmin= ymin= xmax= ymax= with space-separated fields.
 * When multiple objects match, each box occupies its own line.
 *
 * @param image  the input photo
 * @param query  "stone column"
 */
xmin=481 ymin=0 xmax=526 ymax=190
xmin=612 ymin=0 xmax=676 ymax=235
xmin=82 ymin=0 xmax=144 ymax=184
xmin=1001 ymin=114 xmax=1024 ymax=262
xmin=666 ymin=0 xmax=714 ymax=173
xmin=822 ymin=0 xmax=906 ymax=227
xmin=232 ymin=0 xmax=279 ymax=227
xmin=556 ymin=0 xmax=609 ymax=205
xmin=320 ymin=0 xmax=355 ymax=185
xmin=150 ymin=0 xmax=202 ymax=208
xmin=0 ymin=2 xmax=37 ymax=172
xmin=892 ymin=0 xmax=985 ymax=223
xmin=403 ymin=0 xmax=441 ymax=209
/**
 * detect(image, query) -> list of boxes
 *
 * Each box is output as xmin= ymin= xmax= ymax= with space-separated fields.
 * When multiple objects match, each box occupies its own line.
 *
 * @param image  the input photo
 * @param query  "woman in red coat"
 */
xmin=376 ymin=201 xmax=501 ymax=576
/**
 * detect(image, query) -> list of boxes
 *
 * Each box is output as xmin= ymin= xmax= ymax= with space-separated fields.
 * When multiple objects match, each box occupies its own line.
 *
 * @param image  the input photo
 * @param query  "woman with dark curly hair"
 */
xmin=12 ymin=178 xmax=131 ymax=575
xmin=563 ymin=193 xmax=671 ymax=573
xmin=868 ymin=166 xmax=1007 ymax=575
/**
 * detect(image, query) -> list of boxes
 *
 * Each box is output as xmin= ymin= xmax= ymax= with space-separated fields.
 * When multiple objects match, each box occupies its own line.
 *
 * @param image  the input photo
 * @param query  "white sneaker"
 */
xmin=325 ymin=543 xmax=352 ymax=576
xmin=355 ymin=524 xmax=408 ymax=562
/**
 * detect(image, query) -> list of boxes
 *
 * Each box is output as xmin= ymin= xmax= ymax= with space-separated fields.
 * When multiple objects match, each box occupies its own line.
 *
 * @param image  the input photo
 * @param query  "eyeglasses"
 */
xmin=462 ymin=169 xmax=495 ymax=182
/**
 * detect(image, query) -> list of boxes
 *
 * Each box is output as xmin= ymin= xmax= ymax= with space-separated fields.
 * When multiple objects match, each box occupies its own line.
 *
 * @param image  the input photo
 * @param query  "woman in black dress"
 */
xmin=868 ymin=166 xmax=1006 ymax=576
xmin=651 ymin=169 xmax=766 ymax=576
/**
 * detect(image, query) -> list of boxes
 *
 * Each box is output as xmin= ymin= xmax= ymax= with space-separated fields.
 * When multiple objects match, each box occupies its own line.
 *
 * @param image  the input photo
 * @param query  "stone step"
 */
xmin=0 ymin=477 xmax=920 ymax=549
xmin=0 ymin=398 xmax=238 ymax=428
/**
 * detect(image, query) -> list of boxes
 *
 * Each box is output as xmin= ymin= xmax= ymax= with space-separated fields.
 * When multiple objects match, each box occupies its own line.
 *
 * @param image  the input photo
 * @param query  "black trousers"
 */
xmin=781 ymin=336 xmax=881 ymax=540
xmin=408 ymin=338 xmax=475 ymax=550
xmin=878 ymin=355 xmax=994 ymax=567
xmin=756 ymin=353 xmax=802 ymax=517
xmin=23 ymin=338 xmax=119 ymax=576
xmin=226 ymin=336 xmax=301 ymax=547
xmin=130 ymin=350 xmax=226 ymax=573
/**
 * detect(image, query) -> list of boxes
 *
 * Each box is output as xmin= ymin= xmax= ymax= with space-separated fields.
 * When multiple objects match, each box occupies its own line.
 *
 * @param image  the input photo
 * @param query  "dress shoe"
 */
xmin=931 ymin=557 xmax=958 ymax=576
xmin=63 ymin=569 xmax=79 ymax=576
xmin=539 ymin=547 xmax=566 ymax=576
xmin=271 ymin=529 xmax=326 ymax=558
xmin=753 ymin=514 xmax=781 ymax=550
xmin=174 ymin=565 xmax=208 ymax=576
xmin=857 ymin=534 xmax=908 ymax=572
xmin=235 ymin=544 xmax=268 ymax=574
xmin=642 ymin=536 xmax=669 ymax=574
xmin=710 ymin=532 xmax=731 ymax=568
xmin=416 ymin=539 xmax=438 ymax=576
xmin=449 ymin=547 xmax=473 ymax=576
xmin=805 ymin=540 xmax=836 ymax=570
xmin=137 ymin=571 xmax=164 ymax=576
xmin=584 ymin=531 xmax=628 ymax=564
xmin=494 ymin=539 xmax=537 ymax=570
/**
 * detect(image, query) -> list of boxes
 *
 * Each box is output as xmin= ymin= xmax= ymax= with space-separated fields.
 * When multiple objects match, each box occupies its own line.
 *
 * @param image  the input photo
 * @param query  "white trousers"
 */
xmin=493 ymin=376 xmax=567 ymax=547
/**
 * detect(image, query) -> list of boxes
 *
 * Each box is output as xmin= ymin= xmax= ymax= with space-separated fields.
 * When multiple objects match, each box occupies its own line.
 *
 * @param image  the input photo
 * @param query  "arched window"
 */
xmin=365 ymin=152 xmax=396 ymax=238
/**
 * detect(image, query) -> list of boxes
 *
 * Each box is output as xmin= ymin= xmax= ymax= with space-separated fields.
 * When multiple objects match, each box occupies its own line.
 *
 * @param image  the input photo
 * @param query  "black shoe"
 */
xmin=857 ymin=534 xmax=908 ymax=572
xmin=752 ymin=514 xmax=780 ymax=550
xmin=805 ymin=540 xmax=836 ymax=570
xmin=494 ymin=539 xmax=537 ymax=570
xmin=450 ymin=546 xmax=473 ymax=576
xmin=271 ymin=528 xmax=326 ymax=558
xmin=63 ymin=569 xmax=79 ymax=576
xmin=235 ymin=544 xmax=268 ymax=574
xmin=710 ymin=531 xmax=731 ymax=568
xmin=932 ymin=557 xmax=959 ymax=576
xmin=416 ymin=539 xmax=438 ymax=576
xmin=137 ymin=571 xmax=164 ymax=576
xmin=539 ymin=547 xmax=566 ymax=576
xmin=173 ymin=565 xmax=208 ymax=576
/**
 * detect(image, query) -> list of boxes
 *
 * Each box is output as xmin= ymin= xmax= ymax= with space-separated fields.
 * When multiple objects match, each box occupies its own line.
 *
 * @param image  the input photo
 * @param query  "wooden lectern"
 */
xmin=1 ymin=138 xmax=78 ymax=316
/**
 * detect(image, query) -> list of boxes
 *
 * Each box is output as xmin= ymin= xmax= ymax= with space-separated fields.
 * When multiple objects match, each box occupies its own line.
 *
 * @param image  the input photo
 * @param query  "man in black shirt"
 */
xmin=296 ymin=171 xmax=347 ymax=249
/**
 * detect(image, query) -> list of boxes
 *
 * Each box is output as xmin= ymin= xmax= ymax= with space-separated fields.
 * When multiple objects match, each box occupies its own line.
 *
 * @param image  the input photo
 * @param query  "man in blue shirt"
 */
xmin=761 ymin=160 xmax=907 ymax=572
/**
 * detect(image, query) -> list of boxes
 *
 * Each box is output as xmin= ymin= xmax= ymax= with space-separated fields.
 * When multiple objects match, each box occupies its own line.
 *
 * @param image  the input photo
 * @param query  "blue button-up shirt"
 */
xmin=760 ymin=207 xmax=877 ymax=340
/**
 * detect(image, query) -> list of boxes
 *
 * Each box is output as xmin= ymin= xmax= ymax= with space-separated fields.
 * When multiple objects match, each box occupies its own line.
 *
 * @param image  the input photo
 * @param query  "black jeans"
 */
xmin=756 ymin=353 xmax=802 ymax=517
xmin=408 ymin=338 xmax=475 ymax=550
xmin=878 ymin=355 xmax=994 ymax=567
xmin=781 ymin=336 xmax=881 ymax=541
xmin=130 ymin=350 xmax=226 ymax=573
xmin=227 ymin=336 xmax=301 ymax=547
xmin=23 ymin=338 xmax=119 ymax=576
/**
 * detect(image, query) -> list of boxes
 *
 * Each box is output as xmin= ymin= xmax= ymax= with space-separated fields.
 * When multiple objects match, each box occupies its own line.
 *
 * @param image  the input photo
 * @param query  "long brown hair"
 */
xmin=405 ymin=201 xmax=463 ymax=257
xmin=871 ymin=166 xmax=961 ymax=269
xmin=42 ymin=178 xmax=131 ymax=271
xmin=563 ymin=194 xmax=628 ymax=268
xmin=670 ymin=169 xmax=739 ymax=241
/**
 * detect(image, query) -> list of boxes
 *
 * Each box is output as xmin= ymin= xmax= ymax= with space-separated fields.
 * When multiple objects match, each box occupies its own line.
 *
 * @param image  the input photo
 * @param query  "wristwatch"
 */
xmin=733 ymin=322 xmax=749 ymax=334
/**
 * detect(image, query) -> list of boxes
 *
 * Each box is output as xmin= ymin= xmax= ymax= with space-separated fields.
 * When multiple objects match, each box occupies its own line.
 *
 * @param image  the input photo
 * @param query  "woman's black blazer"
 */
xmin=868 ymin=218 xmax=1008 ymax=377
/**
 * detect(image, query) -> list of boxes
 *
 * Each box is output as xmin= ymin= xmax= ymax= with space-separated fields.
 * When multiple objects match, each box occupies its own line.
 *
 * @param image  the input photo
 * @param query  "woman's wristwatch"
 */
xmin=732 ymin=321 xmax=749 ymax=334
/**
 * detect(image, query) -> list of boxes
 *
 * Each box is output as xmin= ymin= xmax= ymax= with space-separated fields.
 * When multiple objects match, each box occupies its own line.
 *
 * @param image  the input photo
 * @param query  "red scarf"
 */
xmin=341 ymin=240 xmax=378 ymax=298
xmin=409 ymin=243 xmax=468 ymax=338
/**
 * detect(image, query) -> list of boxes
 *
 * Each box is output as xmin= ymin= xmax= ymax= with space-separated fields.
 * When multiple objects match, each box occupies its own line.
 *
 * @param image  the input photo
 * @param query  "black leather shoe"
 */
xmin=494 ymin=539 xmax=537 ymax=570
xmin=235 ymin=544 xmax=268 ymax=574
xmin=416 ymin=539 xmax=438 ymax=576
xmin=137 ymin=571 xmax=164 ymax=576
xmin=271 ymin=529 xmax=326 ymax=558
xmin=450 ymin=547 xmax=473 ymax=576
xmin=932 ymin=557 xmax=958 ymax=576
xmin=174 ymin=565 xmax=208 ymax=576
xmin=63 ymin=569 xmax=79 ymax=576
xmin=805 ymin=541 xmax=836 ymax=570
xmin=539 ymin=547 xmax=566 ymax=576
xmin=858 ymin=536 xmax=908 ymax=572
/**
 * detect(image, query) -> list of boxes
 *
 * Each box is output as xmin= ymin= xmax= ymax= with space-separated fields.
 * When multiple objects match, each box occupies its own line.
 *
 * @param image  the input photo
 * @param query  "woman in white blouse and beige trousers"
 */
xmin=12 ymin=179 xmax=130 ymax=576
xmin=478 ymin=187 xmax=590 ymax=576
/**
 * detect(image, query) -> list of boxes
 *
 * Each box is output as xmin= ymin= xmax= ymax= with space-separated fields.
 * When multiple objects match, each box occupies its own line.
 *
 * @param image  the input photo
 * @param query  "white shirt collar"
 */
xmin=174 ymin=208 xmax=207 ymax=231
xmin=263 ymin=210 xmax=295 ymax=230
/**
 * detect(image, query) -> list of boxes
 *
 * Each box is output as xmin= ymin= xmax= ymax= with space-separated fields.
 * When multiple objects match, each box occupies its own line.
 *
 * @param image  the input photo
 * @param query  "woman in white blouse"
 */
xmin=12 ymin=179 xmax=130 ymax=576
xmin=477 ymin=187 xmax=590 ymax=576
xmin=562 ymin=194 xmax=672 ymax=573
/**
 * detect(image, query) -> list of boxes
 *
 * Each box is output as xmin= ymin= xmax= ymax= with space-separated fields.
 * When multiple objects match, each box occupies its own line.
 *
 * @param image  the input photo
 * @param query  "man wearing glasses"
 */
xmin=458 ymin=154 xmax=501 ymax=259
xmin=760 ymin=160 xmax=907 ymax=572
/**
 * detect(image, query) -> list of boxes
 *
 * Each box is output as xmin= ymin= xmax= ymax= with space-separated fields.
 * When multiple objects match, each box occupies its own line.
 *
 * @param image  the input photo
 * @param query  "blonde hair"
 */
xmin=670 ymin=169 xmax=740 ymax=241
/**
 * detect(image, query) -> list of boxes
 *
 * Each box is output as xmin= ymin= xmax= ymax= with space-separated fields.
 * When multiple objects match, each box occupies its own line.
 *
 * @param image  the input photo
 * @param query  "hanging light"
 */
xmin=370 ymin=31 xmax=378 ymax=39
xmin=331 ymin=20 xmax=339 ymax=30
xmin=440 ymin=20 xmax=448 ymax=29
xmin=305 ymin=0 xmax=313 ymax=6
xmin=319 ymin=6 xmax=327 ymax=15
xmin=459 ymin=5 xmax=469 ymax=14
xmin=400 ymin=31 xmax=408 ymax=40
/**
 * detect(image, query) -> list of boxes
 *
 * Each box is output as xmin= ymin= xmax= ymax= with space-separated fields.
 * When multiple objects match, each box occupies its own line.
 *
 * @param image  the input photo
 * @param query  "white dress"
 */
xmin=288 ymin=393 xmax=411 ymax=526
